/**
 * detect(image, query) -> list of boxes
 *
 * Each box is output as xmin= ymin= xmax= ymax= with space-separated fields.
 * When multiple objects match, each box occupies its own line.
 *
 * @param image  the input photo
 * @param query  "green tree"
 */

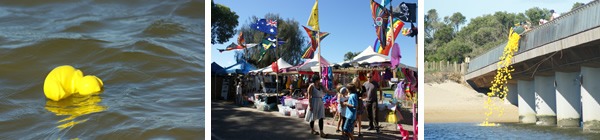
xmin=572 ymin=2 xmax=585 ymax=10
xmin=240 ymin=13 xmax=306 ymax=68
xmin=425 ymin=9 xmax=440 ymax=40
xmin=525 ymin=7 xmax=550 ymax=26
xmin=449 ymin=12 xmax=466 ymax=33
xmin=344 ymin=51 xmax=359 ymax=61
xmin=211 ymin=1 xmax=239 ymax=44
xmin=426 ymin=7 xmax=545 ymax=62
xmin=433 ymin=24 xmax=454 ymax=44
xmin=438 ymin=40 xmax=471 ymax=62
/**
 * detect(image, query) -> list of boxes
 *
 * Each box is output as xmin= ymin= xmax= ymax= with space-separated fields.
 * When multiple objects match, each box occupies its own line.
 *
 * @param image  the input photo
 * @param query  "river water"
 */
xmin=425 ymin=123 xmax=600 ymax=139
xmin=0 ymin=0 xmax=204 ymax=139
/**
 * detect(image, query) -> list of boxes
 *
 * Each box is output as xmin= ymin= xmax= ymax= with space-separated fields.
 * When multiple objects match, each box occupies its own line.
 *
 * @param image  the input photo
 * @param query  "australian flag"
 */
xmin=251 ymin=19 xmax=278 ymax=35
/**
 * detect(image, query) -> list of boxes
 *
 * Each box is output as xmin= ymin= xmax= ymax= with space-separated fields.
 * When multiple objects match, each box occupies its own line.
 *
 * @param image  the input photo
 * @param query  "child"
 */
xmin=336 ymin=84 xmax=349 ymax=133
xmin=343 ymin=84 xmax=358 ymax=140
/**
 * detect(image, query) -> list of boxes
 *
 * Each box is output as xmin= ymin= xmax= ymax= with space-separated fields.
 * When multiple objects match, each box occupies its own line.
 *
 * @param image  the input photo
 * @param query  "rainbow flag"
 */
xmin=374 ymin=18 xmax=404 ymax=56
xmin=370 ymin=0 xmax=390 ymax=51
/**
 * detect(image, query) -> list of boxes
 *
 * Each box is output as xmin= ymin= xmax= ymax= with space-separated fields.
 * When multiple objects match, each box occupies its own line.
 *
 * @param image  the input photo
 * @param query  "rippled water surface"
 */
xmin=425 ymin=123 xmax=600 ymax=139
xmin=0 ymin=0 xmax=204 ymax=139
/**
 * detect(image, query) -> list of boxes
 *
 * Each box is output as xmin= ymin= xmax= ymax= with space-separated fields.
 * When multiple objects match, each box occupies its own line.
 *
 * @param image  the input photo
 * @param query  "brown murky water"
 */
xmin=0 ymin=0 xmax=204 ymax=139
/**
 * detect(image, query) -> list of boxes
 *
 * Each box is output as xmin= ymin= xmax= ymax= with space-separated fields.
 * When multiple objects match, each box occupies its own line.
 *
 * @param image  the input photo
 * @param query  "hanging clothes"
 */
xmin=390 ymin=43 xmax=402 ymax=69
xmin=372 ymin=70 xmax=381 ymax=82
xmin=297 ymin=75 xmax=303 ymax=88
xmin=383 ymin=68 xmax=393 ymax=80
xmin=395 ymin=80 xmax=405 ymax=100
xmin=254 ymin=76 xmax=260 ymax=92
xmin=327 ymin=67 xmax=333 ymax=90
xmin=359 ymin=71 xmax=367 ymax=81
xmin=397 ymin=68 xmax=405 ymax=79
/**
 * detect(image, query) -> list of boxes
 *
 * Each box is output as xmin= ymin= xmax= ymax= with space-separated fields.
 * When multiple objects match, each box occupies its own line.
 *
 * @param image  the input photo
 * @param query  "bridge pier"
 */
xmin=555 ymin=72 xmax=581 ymax=127
xmin=518 ymin=80 xmax=536 ymax=123
xmin=581 ymin=67 xmax=600 ymax=132
xmin=505 ymin=84 xmax=518 ymax=106
xmin=535 ymin=76 xmax=556 ymax=126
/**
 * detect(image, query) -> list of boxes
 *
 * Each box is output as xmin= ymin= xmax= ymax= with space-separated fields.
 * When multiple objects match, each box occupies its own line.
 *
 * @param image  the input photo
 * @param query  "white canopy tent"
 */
xmin=251 ymin=58 xmax=294 ymax=74
xmin=250 ymin=66 xmax=270 ymax=73
xmin=351 ymin=46 xmax=390 ymax=65
xmin=296 ymin=55 xmax=330 ymax=73
xmin=330 ymin=46 xmax=417 ymax=73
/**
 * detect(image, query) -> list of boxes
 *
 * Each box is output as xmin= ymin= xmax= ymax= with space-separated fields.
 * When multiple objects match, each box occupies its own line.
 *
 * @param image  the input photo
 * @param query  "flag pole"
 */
xmin=390 ymin=0 xmax=394 ymax=53
xmin=390 ymin=0 xmax=397 ymax=79
xmin=276 ymin=20 xmax=280 ymax=103
xmin=315 ymin=0 xmax=322 ymax=84
xmin=318 ymin=31 xmax=321 ymax=80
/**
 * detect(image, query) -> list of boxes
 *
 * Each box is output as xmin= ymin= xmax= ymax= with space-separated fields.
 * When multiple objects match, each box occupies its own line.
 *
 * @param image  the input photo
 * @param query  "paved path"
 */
xmin=212 ymin=102 xmax=411 ymax=140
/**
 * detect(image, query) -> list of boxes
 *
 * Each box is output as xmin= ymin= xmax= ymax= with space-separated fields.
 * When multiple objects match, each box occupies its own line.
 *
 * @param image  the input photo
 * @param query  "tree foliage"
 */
xmin=449 ymin=12 xmax=466 ymax=32
xmin=211 ymin=1 xmax=239 ymax=44
xmin=239 ymin=13 xmax=306 ymax=68
xmin=344 ymin=51 xmax=360 ymax=61
xmin=425 ymin=6 xmax=561 ymax=62
xmin=524 ymin=7 xmax=550 ymax=26
xmin=425 ymin=9 xmax=440 ymax=40
xmin=572 ymin=2 xmax=585 ymax=10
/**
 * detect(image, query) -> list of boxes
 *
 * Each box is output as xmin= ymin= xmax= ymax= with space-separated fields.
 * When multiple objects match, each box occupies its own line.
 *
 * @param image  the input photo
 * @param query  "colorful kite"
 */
xmin=302 ymin=46 xmax=316 ymax=59
xmin=301 ymin=26 xmax=330 ymax=59
xmin=217 ymin=32 xmax=259 ymax=53
xmin=238 ymin=32 xmax=246 ymax=48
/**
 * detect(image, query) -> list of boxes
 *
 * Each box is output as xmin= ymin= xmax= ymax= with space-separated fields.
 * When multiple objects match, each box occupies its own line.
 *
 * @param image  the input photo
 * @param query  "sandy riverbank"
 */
xmin=424 ymin=81 xmax=519 ymax=123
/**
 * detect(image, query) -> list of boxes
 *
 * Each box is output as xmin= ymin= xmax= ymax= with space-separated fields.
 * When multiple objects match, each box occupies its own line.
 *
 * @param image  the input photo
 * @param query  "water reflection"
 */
xmin=45 ymin=95 xmax=106 ymax=129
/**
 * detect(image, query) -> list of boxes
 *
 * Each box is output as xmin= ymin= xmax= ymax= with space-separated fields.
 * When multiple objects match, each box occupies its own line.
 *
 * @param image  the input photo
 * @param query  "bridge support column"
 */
xmin=505 ymin=84 xmax=518 ymax=106
xmin=535 ymin=75 xmax=556 ymax=126
xmin=518 ymin=80 xmax=536 ymax=123
xmin=555 ymin=72 xmax=581 ymax=127
xmin=581 ymin=67 xmax=600 ymax=132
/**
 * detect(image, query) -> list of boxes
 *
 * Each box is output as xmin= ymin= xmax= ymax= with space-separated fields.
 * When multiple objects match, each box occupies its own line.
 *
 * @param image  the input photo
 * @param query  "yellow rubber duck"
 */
xmin=43 ymin=65 xmax=104 ymax=101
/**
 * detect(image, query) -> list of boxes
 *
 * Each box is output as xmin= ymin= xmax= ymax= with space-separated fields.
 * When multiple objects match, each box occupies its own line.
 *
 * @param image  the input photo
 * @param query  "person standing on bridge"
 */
xmin=550 ymin=9 xmax=560 ymax=21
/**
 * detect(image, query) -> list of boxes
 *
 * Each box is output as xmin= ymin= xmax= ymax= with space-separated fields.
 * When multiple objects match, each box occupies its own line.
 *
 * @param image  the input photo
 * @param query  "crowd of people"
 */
xmin=517 ymin=9 xmax=562 ymax=35
xmin=303 ymin=73 xmax=398 ymax=139
xmin=231 ymin=70 xmax=409 ymax=139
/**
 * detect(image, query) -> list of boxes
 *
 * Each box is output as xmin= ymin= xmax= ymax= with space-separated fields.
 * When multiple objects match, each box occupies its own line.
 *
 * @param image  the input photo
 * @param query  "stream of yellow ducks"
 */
xmin=45 ymin=95 xmax=106 ymax=129
xmin=480 ymin=28 xmax=520 ymax=127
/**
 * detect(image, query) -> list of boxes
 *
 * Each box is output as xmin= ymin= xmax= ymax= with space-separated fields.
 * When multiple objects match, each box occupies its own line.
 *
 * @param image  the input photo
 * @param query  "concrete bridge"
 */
xmin=465 ymin=0 xmax=600 ymax=132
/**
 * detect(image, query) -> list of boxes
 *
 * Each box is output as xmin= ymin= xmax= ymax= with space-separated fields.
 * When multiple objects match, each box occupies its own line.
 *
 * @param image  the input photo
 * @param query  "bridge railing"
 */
xmin=467 ymin=0 xmax=600 ymax=74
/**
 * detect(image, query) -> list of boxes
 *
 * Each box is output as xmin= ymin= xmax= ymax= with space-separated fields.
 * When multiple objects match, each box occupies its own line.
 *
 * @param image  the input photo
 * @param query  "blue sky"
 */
xmin=426 ymin=0 xmax=591 ymax=29
xmin=212 ymin=0 xmax=418 ymax=68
